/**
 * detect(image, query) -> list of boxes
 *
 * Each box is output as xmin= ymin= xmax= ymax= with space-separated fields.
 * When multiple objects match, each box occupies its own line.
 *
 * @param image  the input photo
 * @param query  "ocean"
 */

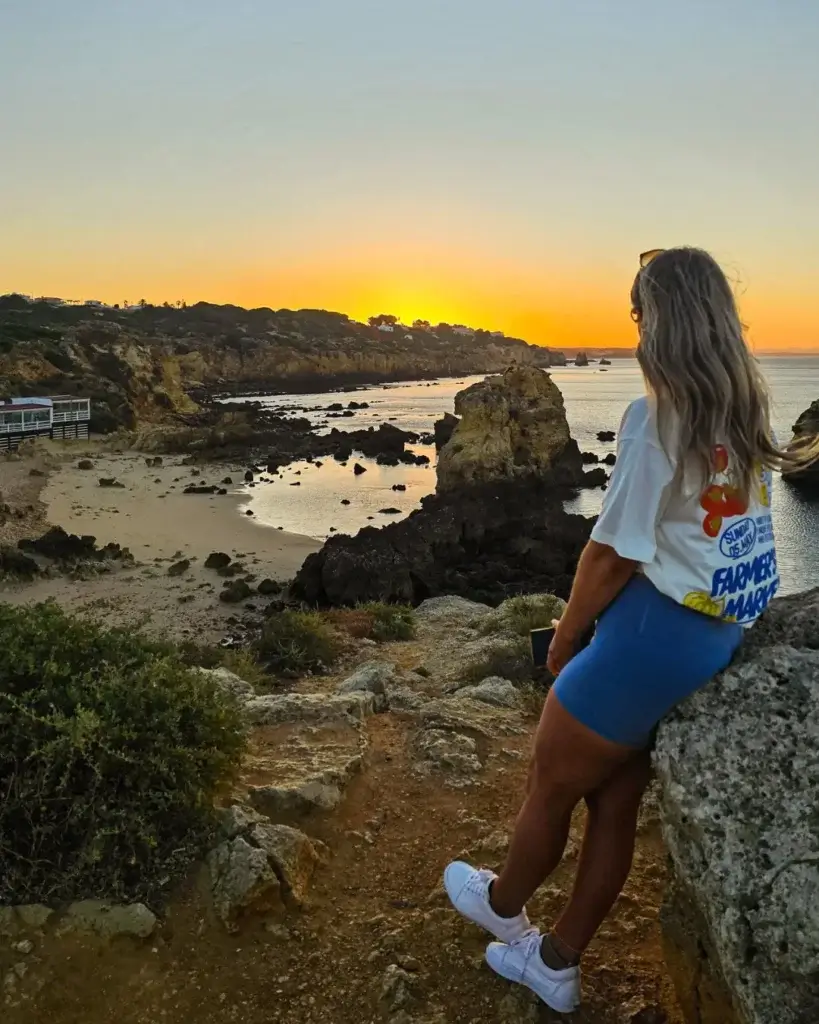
xmin=238 ymin=357 xmax=819 ymax=597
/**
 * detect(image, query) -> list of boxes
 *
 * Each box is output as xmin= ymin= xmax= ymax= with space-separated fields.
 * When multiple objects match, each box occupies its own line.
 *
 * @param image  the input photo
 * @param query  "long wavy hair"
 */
xmin=631 ymin=247 xmax=819 ymax=497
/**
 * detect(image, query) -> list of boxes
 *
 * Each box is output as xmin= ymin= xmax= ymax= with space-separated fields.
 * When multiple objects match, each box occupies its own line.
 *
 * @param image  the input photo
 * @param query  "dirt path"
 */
xmin=6 ymin=601 xmax=683 ymax=1024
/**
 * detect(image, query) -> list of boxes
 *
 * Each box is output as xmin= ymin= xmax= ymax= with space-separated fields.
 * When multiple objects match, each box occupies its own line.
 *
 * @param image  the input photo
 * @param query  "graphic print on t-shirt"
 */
xmin=682 ymin=447 xmax=778 ymax=624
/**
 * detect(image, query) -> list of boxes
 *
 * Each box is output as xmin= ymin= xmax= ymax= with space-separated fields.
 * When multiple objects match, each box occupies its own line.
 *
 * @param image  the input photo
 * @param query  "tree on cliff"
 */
xmin=412 ymin=319 xmax=431 ymax=330
xmin=368 ymin=314 xmax=399 ymax=327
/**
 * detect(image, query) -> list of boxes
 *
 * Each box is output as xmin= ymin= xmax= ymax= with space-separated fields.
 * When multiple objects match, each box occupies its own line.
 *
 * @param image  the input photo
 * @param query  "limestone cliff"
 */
xmin=0 ymin=299 xmax=563 ymax=431
xmin=782 ymin=398 xmax=819 ymax=489
xmin=655 ymin=587 xmax=819 ymax=1024
xmin=436 ymin=366 xmax=580 ymax=492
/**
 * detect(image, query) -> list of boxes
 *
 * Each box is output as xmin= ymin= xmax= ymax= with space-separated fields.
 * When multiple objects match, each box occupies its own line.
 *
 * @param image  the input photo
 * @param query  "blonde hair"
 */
xmin=631 ymin=247 xmax=819 ymax=496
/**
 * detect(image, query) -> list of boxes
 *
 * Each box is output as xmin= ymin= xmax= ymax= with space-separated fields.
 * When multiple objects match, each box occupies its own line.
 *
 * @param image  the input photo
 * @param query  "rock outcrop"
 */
xmin=436 ymin=366 xmax=581 ymax=491
xmin=291 ymin=369 xmax=599 ymax=607
xmin=782 ymin=398 xmax=819 ymax=490
xmin=655 ymin=587 xmax=819 ymax=1024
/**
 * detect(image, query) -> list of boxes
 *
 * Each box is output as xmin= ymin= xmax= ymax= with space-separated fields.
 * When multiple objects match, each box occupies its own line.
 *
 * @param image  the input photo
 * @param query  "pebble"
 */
xmin=13 ymin=940 xmax=33 ymax=955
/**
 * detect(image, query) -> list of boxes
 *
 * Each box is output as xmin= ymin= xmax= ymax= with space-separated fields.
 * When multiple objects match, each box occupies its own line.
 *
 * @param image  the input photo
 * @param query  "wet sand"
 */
xmin=1 ymin=451 xmax=321 ymax=644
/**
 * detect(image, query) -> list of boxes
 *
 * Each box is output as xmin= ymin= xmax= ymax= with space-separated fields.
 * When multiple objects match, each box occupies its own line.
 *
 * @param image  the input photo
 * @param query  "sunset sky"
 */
xmin=2 ymin=1 xmax=819 ymax=351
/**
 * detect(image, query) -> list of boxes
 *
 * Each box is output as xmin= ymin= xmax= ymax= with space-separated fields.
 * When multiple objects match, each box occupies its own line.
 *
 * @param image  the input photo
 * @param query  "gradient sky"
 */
xmin=2 ymin=1 xmax=819 ymax=350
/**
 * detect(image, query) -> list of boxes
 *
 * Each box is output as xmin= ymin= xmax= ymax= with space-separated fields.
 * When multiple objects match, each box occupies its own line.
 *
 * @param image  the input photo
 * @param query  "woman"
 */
xmin=443 ymin=247 xmax=819 ymax=1013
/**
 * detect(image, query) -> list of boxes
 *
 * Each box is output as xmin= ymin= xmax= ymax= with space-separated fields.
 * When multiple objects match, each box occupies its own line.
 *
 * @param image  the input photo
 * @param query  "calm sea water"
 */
xmin=239 ymin=357 xmax=819 ymax=596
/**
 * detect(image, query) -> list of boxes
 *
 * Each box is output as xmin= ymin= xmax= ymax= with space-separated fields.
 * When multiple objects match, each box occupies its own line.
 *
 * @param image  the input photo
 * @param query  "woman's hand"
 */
xmin=547 ymin=618 xmax=577 ymax=677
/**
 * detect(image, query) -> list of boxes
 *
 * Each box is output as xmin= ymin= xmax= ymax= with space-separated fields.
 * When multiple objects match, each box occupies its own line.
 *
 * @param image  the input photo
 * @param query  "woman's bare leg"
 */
xmin=489 ymin=689 xmax=636 ymax=920
xmin=551 ymin=749 xmax=652 ymax=953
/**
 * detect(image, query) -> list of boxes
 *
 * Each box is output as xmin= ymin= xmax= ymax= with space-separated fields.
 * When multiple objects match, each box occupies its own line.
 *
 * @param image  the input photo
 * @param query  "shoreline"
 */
xmin=1 ymin=448 xmax=321 ymax=644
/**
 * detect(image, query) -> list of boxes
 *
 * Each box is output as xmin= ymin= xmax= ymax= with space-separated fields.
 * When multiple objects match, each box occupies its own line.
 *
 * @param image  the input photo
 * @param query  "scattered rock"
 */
xmin=77 ymin=459 xmax=95 ymax=470
xmin=455 ymin=677 xmax=520 ymax=708
xmin=337 ymin=661 xmax=395 ymax=709
xmin=433 ymin=412 xmax=459 ymax=451
xmin=597 ymin=430 xmax=616 ymax=442
xmin=581 ymin=450 xmax=599 ymax=464
xmin=98 ymin=477 xmax=124 ymax=488
xmin=207 ymin=837 xmax=282 ymax=931
xmin=341 ymin=498 xmax=351 ymax=505
xmin=167 ymin=558 xmax=190 ymax=577
xmin=380 ymin=964 xmax=420 ymax=1014
xmin=58 ymin=901 xmax=157 ymax=940
xmin=353 ymin=463 xmax=367 ymax=475
xmin=0 ymin=545 xmax=40 ymax=579
xmin=250 ymin=823 xmax=324 ymax=905
xmin=378 ymin=507 xmax=402 ymax=515
xmin=205 ymin=551 xmax=232 ymax=570
xmin=257 ymin=578 xmax=281 ymax=595
xmin=220 ymin=579 xmax=252 ymax=603
xmin=414 ymin=728 xmax=482 ymax=782
xmin=602 ymin=452 xmax=617 ymax=466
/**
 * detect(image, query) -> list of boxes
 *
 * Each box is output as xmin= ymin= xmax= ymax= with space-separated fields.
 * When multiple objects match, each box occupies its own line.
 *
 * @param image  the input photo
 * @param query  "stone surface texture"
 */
xmin=436 ymin=366 xmax=580 ymax=491
xmin=655 ymin=587 xmax=819 ymax=1024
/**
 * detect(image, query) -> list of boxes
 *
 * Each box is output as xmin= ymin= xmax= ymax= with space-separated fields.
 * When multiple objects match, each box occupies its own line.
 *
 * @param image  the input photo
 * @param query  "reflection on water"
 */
xmin=241 ymin=453 xmax=435 ymax=541
xmin=240 ymin=359 xmax=819 ymax=596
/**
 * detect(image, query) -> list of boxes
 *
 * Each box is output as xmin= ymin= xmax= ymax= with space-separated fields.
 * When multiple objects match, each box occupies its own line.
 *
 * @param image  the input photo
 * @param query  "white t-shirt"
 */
xmin=590 ymin=396 xmax=779 ymax=626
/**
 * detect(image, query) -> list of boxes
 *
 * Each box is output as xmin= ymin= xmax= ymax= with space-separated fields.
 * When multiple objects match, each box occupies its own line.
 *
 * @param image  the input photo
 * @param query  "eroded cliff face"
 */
xmin=0 ymin=302 xmax=563 ymax=431
xmin=436 ymin=366 xmax=580 ymax=491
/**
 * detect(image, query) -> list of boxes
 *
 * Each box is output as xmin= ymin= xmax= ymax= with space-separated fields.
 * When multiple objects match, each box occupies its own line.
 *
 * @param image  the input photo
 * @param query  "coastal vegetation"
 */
xmin=0 ymin=293 xmax=565 ymax=435
xmin=0 ymin=602 xmax=245 ymax=906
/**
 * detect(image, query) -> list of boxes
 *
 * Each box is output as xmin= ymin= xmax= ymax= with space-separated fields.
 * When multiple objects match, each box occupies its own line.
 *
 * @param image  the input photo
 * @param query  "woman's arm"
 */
xmin=547 ymin=539 xmax=637 ymax=675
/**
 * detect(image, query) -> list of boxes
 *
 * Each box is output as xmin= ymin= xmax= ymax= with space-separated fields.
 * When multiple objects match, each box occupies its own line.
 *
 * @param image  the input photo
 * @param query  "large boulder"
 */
xmin=655 ymin=588 xmax=819 ymax=1024
xmin=436 ymin=366 xmax=581 ymax=491
xmin=782 ymin=398 xmax=819 ymax=489
xmin=290 ymin=475 xmax=591 ymax=607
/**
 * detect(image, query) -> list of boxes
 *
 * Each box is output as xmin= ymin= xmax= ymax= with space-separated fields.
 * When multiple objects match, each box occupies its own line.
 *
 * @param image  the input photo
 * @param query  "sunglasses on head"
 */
xmin=639 ymin=248 xmax=664 ymax=268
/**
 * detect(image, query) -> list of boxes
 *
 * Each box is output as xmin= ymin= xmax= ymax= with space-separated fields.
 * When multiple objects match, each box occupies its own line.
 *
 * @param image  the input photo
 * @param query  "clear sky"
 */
xmin=2 ymin=0 xmax=819 ymax=351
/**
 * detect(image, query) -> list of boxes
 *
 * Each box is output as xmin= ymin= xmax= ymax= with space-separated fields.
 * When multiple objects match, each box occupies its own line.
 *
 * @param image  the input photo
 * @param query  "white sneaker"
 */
xmin=486 ymin=930 xmax=581 ymax=1014
xmin=443 ymin=861 xmax=531 ymax=943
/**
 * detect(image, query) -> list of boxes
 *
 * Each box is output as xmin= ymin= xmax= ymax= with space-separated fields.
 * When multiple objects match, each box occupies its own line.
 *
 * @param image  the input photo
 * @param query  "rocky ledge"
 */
xmin=655 ymin=587 xmax=819 ymax=1024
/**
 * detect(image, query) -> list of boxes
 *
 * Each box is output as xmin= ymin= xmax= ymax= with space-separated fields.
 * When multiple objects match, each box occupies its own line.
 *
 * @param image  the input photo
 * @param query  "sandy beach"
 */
xmin=1 ymin=447 xmax=321 ymax=643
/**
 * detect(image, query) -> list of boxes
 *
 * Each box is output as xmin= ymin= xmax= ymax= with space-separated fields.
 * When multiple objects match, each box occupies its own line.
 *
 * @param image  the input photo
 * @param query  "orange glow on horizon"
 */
xmin=3 ymin=250 xmax=818 ymax=353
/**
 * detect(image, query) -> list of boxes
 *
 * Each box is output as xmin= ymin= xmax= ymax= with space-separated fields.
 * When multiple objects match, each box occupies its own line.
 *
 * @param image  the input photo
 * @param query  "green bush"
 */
xmin=362 ymin=602 xmax=416 ymax=642
xmin=0 ymin=602 xmax=246 ymax=906
xmin=479 ymin=593 xmax=566 ymax=638
xmin=257 ymin=610 xmax=339 ymax=674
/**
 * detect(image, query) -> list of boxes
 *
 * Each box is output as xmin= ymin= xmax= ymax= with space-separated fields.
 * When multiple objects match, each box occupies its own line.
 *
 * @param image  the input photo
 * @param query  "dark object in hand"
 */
xmin=530 ymin=625 xmax=595 ymax=668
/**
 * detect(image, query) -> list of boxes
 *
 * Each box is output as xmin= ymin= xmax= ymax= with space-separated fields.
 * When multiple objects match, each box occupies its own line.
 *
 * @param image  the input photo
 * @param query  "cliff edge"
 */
xmin=655 ymin=587 xmax=819 ymax=1024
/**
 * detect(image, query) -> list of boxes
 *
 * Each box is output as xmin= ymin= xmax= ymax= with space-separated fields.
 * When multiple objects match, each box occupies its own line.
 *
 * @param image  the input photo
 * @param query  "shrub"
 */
xmin=176 ymin=642 xmax=270 ymax=690
xmin=257 ymin=610 xmax=339 ymax=674
xmin=326 ymin=603 xmax=416 ymax=643
xmin=364 ymin=602 xmax=416 ymax=642
xmin=0 ymin=602 xmax=246 ymax=906
xmin=479 ymin=593 xmax=566 ymax=638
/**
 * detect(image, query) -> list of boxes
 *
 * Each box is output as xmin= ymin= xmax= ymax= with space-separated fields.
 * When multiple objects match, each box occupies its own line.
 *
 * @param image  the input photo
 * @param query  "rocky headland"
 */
xmin=0 ymin=296 xmax=565 ymax=435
